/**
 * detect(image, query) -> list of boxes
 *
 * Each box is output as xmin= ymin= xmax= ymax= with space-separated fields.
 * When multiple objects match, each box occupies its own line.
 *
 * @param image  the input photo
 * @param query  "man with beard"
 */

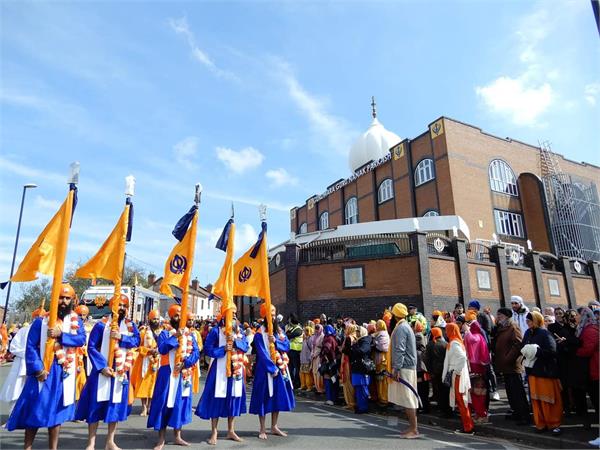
xmin=74 ymin=304 xmax=90 ymax=401
xmin=75 ymin=294 xmax=140 ymax=450
xmin=148 ymin=304 xmax=200 ymax=450
xmin=186 ymin=313 xmax=203 ymax=395
xmin=131 ymin=310 xmax=162 ymax=416
xmin=6 ymin=283 xmax=86 ymax=450
xmin=196 ymin=305 xmax=249 ymax=445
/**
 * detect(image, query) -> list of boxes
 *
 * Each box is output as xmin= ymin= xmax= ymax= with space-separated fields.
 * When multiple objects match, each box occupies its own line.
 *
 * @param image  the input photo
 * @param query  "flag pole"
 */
xmin=259 ymin=204 xmax=278 ymax=364
xmin=107 ymin=176 xmax=134 ymax=369
xmin=175 ymin=183 xmax=201 ymax=373
xmin=43 ymin=162 xmax=79 ymax=371
xmin=225 ymin=203 xmax=235 ymax=377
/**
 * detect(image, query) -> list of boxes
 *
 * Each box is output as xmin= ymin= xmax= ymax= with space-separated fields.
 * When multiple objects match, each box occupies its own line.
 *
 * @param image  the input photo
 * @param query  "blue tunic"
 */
xmin=249 ymin=329 xmax=295 ymax=416
xmin=75 ymin=319 xmax=140 ymax=424
xmin=196 ymin=327 xmax=249 ymax=419
xmin=7 ymin=316 xmax=86 ymax=430
xmin=147 ymin=330 xmax=200 ymax=430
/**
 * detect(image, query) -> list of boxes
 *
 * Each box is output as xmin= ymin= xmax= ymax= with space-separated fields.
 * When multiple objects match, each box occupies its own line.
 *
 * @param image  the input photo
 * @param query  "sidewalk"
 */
xmin=297 ymin=386 xmax=599 ymax=449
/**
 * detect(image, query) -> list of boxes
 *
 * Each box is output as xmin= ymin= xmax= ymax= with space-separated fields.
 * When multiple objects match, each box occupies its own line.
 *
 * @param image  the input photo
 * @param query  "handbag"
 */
xmin=443 ymin=370 xmax=453 ymax=387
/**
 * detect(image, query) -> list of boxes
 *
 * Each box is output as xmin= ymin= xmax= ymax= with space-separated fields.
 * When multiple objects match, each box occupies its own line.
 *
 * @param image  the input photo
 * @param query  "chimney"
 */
xmin=147 ymin=273 xmax=156 ymax=286
xmin=191 ymin=278 xmax=199 ymax=291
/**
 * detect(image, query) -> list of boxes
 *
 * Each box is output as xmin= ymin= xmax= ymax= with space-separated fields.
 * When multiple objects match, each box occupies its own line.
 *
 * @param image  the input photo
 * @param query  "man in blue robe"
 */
xmin=75 ymin=294 xmax=140 ymax=450
xmin=249 ymin=304 xmax=295 ymax=440
xmin=196 ymin=306 xmax=248 ymax=445
xmin=7 ymin=283 xmax=85 ymax=450
xmin=147 ymin=304 xmax=200 ymax=450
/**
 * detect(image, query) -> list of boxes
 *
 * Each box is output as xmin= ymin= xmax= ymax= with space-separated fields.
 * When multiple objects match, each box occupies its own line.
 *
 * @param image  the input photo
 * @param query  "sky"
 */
xmin=1 ymin=0 xmax=599 ymax=294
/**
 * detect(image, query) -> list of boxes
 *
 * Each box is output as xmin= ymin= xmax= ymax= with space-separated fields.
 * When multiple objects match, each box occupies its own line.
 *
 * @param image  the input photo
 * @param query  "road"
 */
xmin=0 ymin=363 xmax=528 ymax=449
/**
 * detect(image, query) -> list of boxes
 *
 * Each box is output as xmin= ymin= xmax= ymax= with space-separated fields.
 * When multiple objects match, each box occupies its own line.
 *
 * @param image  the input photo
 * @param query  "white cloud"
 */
xmin=475 ymin=76 xmax=554 ymax=126
xmin=215 ymin=146 xmax=264 ymax=174
xmin=168 ymin=16 xmax=238 ymax=82
xmin=34 ymin=195 xmax=61 ymax=210
xmin=173 ymin=136 xmax=199 ymax=168
xmin=584 ymin=83 xmax=600 ymax=106
xmin=266 ymin=168 xmax=298 ymax=187
xmin=275 ymin=61 xmax=355 ymax=154
xmin=234 ymin=223 xmax=258 ymax=255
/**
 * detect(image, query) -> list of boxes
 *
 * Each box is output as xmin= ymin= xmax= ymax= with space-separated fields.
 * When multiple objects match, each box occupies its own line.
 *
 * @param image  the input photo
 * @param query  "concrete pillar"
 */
xmin=410 ymin=232 xmax=432 ymax=317
xmin=588 ymin=260 xmax=600 ymax=300
xmin=490 ymin=244 xmax=510 ymax=308
xmin=284 ymin=243 xmax=301 ymax=319
xmin=452 ymin=238 xmax=471 ymax=306
xmin=558 ymin=256 xmax=575 ymax=309
xmin=526 ymin=251 xmax=546 ymax=310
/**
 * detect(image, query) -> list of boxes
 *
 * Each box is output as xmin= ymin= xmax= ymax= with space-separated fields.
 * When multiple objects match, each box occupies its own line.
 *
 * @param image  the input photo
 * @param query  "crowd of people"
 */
xmin=1 ymin=286 xmax=599 ymax=448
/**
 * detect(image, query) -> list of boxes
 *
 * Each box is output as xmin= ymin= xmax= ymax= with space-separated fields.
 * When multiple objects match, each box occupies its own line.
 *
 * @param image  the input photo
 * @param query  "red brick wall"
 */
xmin=468 ymin=262 xmax=501 ymax=300
xmin=572 ymin=276 xmax=597 ymax=307
xmin=541 ymin=272 xmax=568 ymax=307
xmin=507 ymin=268 xmax=537 ymax=306
xmin=429 ymin=258 xmax=460 ymax=297
xmin=270 ymin=269 xmax=286 ymax=306
xmin=297 ymin=256 xmax=420 ymax=301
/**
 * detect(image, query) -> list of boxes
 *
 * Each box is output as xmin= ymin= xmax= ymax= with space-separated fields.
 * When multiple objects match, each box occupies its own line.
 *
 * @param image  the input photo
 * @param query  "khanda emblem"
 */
xmin=238 ymin=266 xmax=252 ymax=283
xmin=169 ymin=254 xmax=187 ymax=275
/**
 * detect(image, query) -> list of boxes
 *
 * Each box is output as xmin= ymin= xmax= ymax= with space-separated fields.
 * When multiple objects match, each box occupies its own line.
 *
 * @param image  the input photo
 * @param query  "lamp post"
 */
xmin=2 ymin=183 xmax=38 ymax=324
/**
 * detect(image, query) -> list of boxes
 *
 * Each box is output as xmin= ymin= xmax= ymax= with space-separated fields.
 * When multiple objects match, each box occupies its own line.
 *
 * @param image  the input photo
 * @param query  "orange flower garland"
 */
xmin=54 ymin=314 xmax=79 ymax=378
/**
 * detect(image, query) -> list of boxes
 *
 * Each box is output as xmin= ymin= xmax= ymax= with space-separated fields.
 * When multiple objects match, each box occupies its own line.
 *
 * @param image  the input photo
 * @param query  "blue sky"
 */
xmin=1 ymin=0 xmax=599 ymax=290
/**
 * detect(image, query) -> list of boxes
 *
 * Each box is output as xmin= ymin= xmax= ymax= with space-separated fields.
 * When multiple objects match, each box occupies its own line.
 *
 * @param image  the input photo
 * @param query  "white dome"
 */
xmin=348 ymin=117 xmax=401 ymax=172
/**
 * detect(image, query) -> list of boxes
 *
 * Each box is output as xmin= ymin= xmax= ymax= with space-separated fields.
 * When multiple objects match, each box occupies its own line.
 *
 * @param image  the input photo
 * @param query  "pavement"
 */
xmin=0 ymin=363 xmax=597 ymax=449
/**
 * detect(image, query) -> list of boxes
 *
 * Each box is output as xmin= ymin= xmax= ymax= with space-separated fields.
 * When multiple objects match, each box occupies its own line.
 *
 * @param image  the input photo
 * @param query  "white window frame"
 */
xmin=494 ymin=209 xmax=525 ymax=238
xmin=345 ymin=197 xmax=358 ymax=224
xmin=548 ymin=278 xmax=560 ymax=296
xmin=476 ymin=269 xmax=492 ymax=290
xmin=377 ymin=179 xmax=394 ymax=204
xmin=489 ymin=159 xmax=519 ymax=196
xmin=319 ymin=211 xmax=329 ymax=230
xmin=423 ymin=210 xmax=439 ymax=217
xmin=298 ymin=222 xmax=307 ymax=234
xmin=414 ymin=159 xmax=435 ymax=187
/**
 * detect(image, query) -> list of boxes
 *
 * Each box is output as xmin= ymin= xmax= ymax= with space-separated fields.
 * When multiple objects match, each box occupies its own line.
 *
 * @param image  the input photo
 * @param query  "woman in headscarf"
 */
xmin=464 ymin=321 xmax=490 ymax=423
xmin=299 ymin=325 xmax=314 ymax=392
xmin=521 ymin=311 xmax=562 ymax=435
xmin=310 ymin=324 xmax=325 ymax=394
xmin=341 ymin=323 xmax=357 ymax=410
xmin=320 ymin=325 xmax=339 ymax=406
xmin=424 ymin=327 xmax=451 ymax=416
xmin=350 ymin=326 xmax=373 ymax=414
xmin=575 ymin=308 xmax=599 ymax=421
xmin=442 ymin=323 xmax=473 ymax=434
xmin=412 ymin=321 xmax=430 ymax=414
xmin=372 ymin=320 xmax=390 ymax=406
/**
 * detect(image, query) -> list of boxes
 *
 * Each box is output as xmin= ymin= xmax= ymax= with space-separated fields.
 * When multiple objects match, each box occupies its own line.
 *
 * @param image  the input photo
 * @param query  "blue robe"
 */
xmin=75 ymin=318 xmax=140 ymax=423
xmin=196 ymin=327 xmax=249 ymax=419
xmin=147 ymin=330 xmax=200 ymax=430
xmin=7 ymin=316 xmax=85 ymax=430
xmin=249 ymin=329 xmax=295 ymax=415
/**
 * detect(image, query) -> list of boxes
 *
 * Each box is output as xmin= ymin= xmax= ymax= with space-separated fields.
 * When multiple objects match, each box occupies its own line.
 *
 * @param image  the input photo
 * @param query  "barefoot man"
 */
xmin=249 ymin=304 xmax=295 ymax=440
xmin=75 ymin=294 xmax=140 ymax=450
xmin=131 ymin=309 xmax=162 ymax=416
xmin=196 ymin=305 xmax=249 ymax=445
xmin=6 ymin=283 xmax=85 ymax=450
xmin=147 ymin=304 xmax=199 ymax=450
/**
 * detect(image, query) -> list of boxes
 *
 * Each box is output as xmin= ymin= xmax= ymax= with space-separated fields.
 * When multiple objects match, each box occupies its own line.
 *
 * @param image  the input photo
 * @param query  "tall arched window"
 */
xmin=298 ymin=222 xmax=307 ymax=234
xmin=378 ymin=179 xmax=394 ymax=204
xmin=489 ymin=159 xmax=519 ymax=196
xmin=415 ymin=159 xmax=435 ymax=186
xmin=345 ymin=197 xmax=358 ymax=224
xmin=423 ymin=210 xmax=439 ymax=217
xmin=319 ymin=211 xmax=329 ymax=230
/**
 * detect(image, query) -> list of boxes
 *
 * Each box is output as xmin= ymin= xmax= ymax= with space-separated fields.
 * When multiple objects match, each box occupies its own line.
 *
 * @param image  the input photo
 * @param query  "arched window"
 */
xmin=489 ymin=159 xmax=519 ymax=196
xmin=345 ymin=197 xmax=358 ymax=224
xmin=298 ymin=222 xmax=307 ymax=234
xmin=319 ymin=211 xmax=329 ymax=230
xmin=423 ymin=210 xmax=439 ymax=217
xmin=377 ymin=179 xmax=394 ymax=204
xmin=415 ymin=159 xmax=435 ymax=186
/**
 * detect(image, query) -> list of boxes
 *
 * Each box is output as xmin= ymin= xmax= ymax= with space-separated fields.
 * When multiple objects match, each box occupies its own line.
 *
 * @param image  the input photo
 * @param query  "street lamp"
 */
xmin=2 ymin=183 xmax=38 ymax=323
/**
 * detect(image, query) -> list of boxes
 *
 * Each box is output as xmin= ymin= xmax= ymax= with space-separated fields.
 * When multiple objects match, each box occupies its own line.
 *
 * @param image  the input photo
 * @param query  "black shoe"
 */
xmin=551 ymin=428 xmax=562 ymax=436
xmin=535 ymin=428 xmax=547 ymax=434
xmin=454 ymin=429 xmax=475 ymax=435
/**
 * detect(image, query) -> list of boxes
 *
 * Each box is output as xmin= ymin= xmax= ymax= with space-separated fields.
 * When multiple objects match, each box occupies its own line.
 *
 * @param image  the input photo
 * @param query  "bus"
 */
xmin=80 ymin=285 xmax=161 ymax=322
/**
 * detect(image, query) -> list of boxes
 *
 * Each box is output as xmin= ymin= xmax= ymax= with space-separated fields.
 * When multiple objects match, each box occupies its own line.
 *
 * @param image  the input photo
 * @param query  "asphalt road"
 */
xmin=0 ymin=363 xmax=529 ymax=449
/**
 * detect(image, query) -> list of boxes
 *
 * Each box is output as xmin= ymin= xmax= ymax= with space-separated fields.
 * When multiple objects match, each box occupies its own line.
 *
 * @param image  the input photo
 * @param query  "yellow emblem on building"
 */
xmin=307 ymin=197 xmax=316 ymax=210
xmin=392 ymin=142 xmax=405 ymax=160
xmin=429 ymin=119 xmax=445 ymax=139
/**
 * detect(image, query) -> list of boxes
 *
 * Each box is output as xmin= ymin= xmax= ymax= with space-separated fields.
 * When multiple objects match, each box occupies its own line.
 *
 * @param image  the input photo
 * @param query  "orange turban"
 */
xmin=313 ymin=318 xmax=321 ymax=325
xmin=31 ymin=307 xmax=45 ymax=319
xmin=432 ymin=310 xmax=442 ymax=317
xmin=465 ymin=310 xmax=477 ymax=322
xmin=168 ymin=304 xmax=181 ymax=318
xmin=148 ymin=309 xmax=160 ymax=320
xmin=259 ymin=303 xmax=273 ymax=318
xmin=430 ymin=327 xmax=443 ymax=342
xmin=414 ymin=321 xmax=424 ymax=333
xmin=109 ymin=293 xmax=130 ymax=309
xmin=75 ymin=305 xmax=89 ymax=316
xmin=59 ymin=283 xmax=76 ymax=299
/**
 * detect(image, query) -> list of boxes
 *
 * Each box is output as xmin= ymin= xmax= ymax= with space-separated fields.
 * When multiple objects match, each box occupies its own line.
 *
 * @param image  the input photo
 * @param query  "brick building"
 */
xmin=268 ymin=112 xmax=600 ymax=322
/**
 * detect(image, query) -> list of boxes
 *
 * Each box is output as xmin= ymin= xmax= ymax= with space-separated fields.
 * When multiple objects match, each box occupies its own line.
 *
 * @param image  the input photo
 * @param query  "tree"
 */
xmin=12 ymin=278 xmax=52 ymax=321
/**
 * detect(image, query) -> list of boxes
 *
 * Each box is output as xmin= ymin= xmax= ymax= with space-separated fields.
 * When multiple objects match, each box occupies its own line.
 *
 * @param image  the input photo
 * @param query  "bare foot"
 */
xmin=271 ymin=426 xmax=288 ymax=437
xmin=153 ymin=442 xmax=165 ymax=450
xmin=258 ymin=431 xmax=268 ymax=440
xmin=174 ymin=437 xmax=190 ymax=446
xmin=140 ymin=408 xmax=148 ymax=417
xmin=105 ymin=443 xmax=122 ymax=450
xmin=227 ymin=431 xmax=243 ymax=442
xmin=400 ymin=431 xmax=420 ymax=439
xmin=207 ymin=432 xmax=217 ymax=446
xmin=85 ymin=446 xmax=94 ymax=450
